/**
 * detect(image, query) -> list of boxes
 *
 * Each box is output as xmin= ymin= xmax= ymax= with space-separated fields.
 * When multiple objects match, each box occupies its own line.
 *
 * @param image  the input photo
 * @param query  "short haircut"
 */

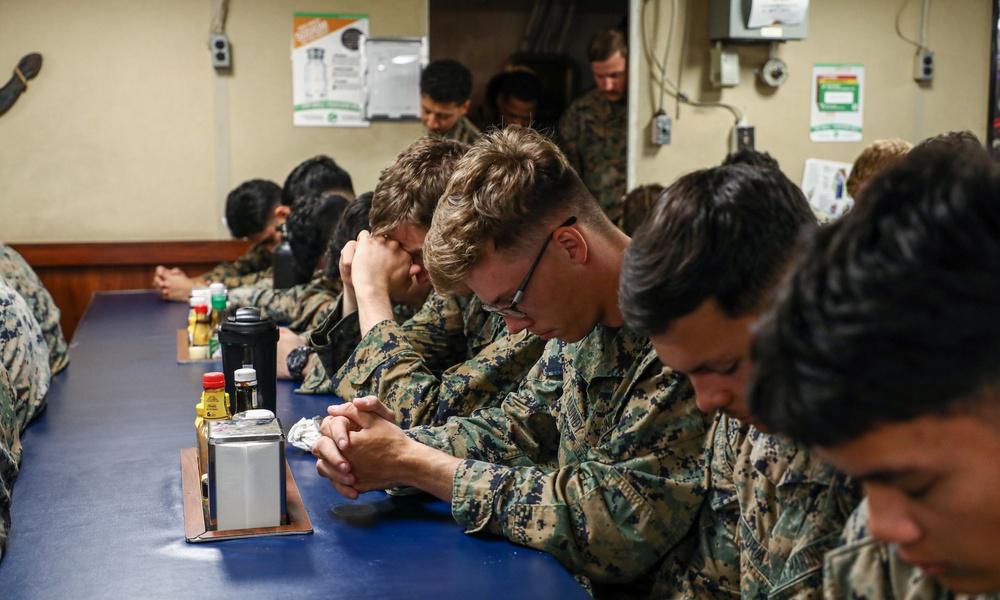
xmin=845 ymin=138 xmax=912 ymax=200
xmin=369 ymin=137 xmax=470 ymax=236
xmin=323 ymin=192 xmax=373 ymax=280
xmin=420 ymin=59 xmax=473 ymax=105
xmin=619 ymin=164 xmax=815 ymax=337
xmin=224 ymin=179 xmax=283 ymax=239
xmin=748 ymin=146 xmax=1000 ymax=447
xmin=915 ymin=129 xmax=984 ymax=153
xmin=424 ymin=126 xmax=613 ymax=294
xmin=285 ymin=192 xmax=349 ymax=278
xmin=282 ymin=155 xmax=355 ymax=206
xmin=588 ymin=28 xmax=628 ymax=63
xmin=499 ymin=69 xmax=543 ymax=104
xmin=721 ymin=148 xmax=781 ymax=172
xmin=621 ymin=184 xmax=664 ymax=236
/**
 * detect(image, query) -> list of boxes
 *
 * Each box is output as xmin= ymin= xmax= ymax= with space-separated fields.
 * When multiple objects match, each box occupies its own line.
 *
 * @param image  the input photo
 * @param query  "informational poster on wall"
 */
xmin=810 ymin=63 xmax=863 ymax=142
xmin=291 ymin=13 xmax=370 ymax=127
xmin=801 ymin=158 xmax=854 ymax=220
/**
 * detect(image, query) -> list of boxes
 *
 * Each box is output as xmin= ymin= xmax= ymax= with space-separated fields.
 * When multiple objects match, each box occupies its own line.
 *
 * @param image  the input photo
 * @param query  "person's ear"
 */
xmin=458 ymin=99 xmax=471 ymax=116
xmin=554 ymin=225 xmax=588 ymax=266
xmin=273 ymin=205 xmax=291 ymax=223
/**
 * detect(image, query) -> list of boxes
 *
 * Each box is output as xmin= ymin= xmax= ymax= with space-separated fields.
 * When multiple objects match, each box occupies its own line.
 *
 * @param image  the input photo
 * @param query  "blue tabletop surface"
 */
xmin=0 ymin=291 xmax=588 ymax=599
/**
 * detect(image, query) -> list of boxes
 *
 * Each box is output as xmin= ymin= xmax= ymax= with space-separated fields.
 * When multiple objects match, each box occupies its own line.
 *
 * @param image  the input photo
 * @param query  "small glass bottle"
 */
xmin=233 ymin=367 xmax=259 ymax=414
xmin=208 ymin=282 xmax=228 ymax=359
xmin=197 ymin=371 xmax=231 ymax=480
xmin=188 ymin=304 xmax=212 ymax=360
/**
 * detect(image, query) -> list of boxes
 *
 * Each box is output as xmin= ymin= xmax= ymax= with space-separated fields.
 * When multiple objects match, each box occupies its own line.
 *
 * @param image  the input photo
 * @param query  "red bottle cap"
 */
xmin=202 ymin=372 xmax=225 ymax=389
xmin=194 ymin=304 xmax=209 ymax=314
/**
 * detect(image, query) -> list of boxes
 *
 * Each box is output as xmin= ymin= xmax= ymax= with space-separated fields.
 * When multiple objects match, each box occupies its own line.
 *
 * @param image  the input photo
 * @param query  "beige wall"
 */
xmin=0 ymin=0 xmax=427 ymax=243
xmin=0 ymin=0 xmax=991 ymax=242
xmin=633 ymin=0 xmax=991 ymax=188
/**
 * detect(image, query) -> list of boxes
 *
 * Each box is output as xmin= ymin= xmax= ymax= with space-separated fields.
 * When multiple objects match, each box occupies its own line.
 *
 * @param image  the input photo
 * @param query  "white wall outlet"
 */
xmin=210 ymin=34 xmax=231 ymax=69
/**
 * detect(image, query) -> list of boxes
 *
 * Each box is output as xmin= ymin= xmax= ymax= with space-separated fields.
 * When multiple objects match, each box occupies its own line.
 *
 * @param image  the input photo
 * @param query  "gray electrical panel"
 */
xmin=708 ymin=0 xmax=809 ymax=42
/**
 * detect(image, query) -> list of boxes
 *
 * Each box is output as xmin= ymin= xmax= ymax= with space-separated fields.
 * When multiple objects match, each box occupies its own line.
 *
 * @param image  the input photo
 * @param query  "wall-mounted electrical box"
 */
xmin=710 ymin=45 xmax=741 ymax=88
xmin=708 ymin=0 xmax=809 ymax=42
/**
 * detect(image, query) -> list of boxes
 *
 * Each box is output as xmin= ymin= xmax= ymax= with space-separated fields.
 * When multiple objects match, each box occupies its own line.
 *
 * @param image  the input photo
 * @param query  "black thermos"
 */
xmin=218 ymin=307 xmax=279 ymax=413
xmin=273 ymin=223 xmax=308 ymax=290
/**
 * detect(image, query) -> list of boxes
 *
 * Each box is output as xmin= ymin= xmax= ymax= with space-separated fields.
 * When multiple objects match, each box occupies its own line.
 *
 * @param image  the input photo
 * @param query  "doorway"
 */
xmin=428 ymin=0 xmax=629 ymax=136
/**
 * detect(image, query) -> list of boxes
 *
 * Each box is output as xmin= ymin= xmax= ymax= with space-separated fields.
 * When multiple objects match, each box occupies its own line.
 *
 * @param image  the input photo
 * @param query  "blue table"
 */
xmin=0 ymin=291 xmax=588 ymax=599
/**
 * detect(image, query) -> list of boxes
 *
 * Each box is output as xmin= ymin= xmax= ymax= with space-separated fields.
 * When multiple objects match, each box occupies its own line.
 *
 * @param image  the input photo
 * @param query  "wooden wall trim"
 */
xmin=11 ymin=240 xmax=251 ymax=267
xmin=9 ymin=240 xmax=254 ymax=341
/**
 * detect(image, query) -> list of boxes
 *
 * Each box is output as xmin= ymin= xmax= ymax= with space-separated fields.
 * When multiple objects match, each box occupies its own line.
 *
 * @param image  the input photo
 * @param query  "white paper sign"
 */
xmin=747 ymin=0 xmax=809 ymax=28
xmin=810 ymin=63 xmax=864 ymax=142
xmin=802 ymin=158 xmax=854 ymax=220
xmin=292 ymin=13 xmax=370 ymax=127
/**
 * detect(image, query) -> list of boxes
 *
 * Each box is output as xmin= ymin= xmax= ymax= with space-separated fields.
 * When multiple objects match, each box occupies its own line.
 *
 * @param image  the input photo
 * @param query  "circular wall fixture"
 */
xmin=760 ymin=58 xmax=789 ymax=87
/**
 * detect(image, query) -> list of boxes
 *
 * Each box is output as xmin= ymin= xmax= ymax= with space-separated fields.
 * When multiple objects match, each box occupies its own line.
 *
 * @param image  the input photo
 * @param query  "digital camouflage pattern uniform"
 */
xmin=199 ymin=240 xmax=274 ymax=290
xmin=824 ymin=500 xmax=1000 ymax=600
xmin=404 ymin=324 xmax=710 ymax=596
xmin=297 ymin=298 xmax=418 ymax=394
xmin=0 ymin=243 xmax=68 ymax=374
xmin=652 ymin=414 xmax=863 ymax=598
xmin=227 ymin=274 xmax=343 ymax=333
xmin=558 ymin=89 xmax=627 ymax=223
xmin=436 ymin=115 xmax=482 ymax=146
xmin=0 ymin=277 xmax=50 ymax=430
xmin=0 ymin=364 xmax=19 ymax=562
xmin=309 ymin=289 xmax=545 ymax=429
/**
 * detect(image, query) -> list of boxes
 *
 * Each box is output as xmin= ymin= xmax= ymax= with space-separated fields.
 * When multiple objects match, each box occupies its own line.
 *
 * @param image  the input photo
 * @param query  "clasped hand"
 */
xmin=312 ymin=396 xmax=412 ymax=499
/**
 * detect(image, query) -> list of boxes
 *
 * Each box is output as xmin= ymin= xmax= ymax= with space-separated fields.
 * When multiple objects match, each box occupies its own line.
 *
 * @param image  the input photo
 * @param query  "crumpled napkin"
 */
xmin=287 ymin=415 xmax=324 ymax=451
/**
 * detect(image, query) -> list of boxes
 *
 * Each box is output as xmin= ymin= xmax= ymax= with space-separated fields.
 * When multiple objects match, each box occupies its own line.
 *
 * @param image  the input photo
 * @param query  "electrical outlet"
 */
xmin=210 ymin=34 xmax=231 ymax=69
xmin=652 ymin=113 xmax=672 ymax=146
xmin=731 ymin=124 xmax=755 ymax=152
xmin=914 ymin=49 xmax=933 ymax=82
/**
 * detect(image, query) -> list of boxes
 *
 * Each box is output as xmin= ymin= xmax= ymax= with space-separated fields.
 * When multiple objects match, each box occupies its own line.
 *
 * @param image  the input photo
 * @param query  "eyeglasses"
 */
xmin=482 ymin=216 xmax=577 ymax=319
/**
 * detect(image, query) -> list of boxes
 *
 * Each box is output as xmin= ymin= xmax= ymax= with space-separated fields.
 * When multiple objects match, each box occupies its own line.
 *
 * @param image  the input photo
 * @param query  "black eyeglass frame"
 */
xmin=481 ymin=216 xmax=578 ymax=319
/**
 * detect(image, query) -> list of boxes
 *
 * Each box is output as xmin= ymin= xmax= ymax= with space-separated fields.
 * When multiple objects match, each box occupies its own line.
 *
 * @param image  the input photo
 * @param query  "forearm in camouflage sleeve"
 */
xmin=214 ymin=267 xmax=273 ymax=291
xmin=337 ymin=323 xmax=546 ymax=429
xmin=296 ymin=353 xmax=334 ymax=394
xmin=200 ymin=242 xmax=272 ymax=284
xmin=409 ymin=368 xmax=708 ymax=581
xmin=394 ymin=290 xmax=468 ymax=374
xmin=226 ymin=279 xmax=272 ymax=309
xmin=284 ymin=291 xmax=338 ymax=333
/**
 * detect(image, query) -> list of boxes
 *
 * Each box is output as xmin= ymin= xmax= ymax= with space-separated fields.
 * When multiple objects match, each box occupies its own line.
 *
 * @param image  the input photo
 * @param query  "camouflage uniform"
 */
xmin=824 ymin=500 xmax=1000 ymax=600
xmin=435 ymin=115 xmax=482 ymax=146
xmin=227 ymin=274 xmax=343 ymax=333
xmin=0 ymin=277 xmax=50 ymax=430
xmin=199 ymin=241 xmax=274 ymax=290
xmin=297 ymin=299 xmax=417 ymax=394
xmin=652 ymin=414 xmax=863 ymax=598
xmin=404 ymin=324 xmax=709 ymax=593
xmin=309 ymin=289 xmax=546 ymax=429
xmin=558 ymin=89 xmax=627 ymax=223
xmin=0 ymin=364 xmax=19 ymax=562
xmin=0 ymin=243 xmax=69 ymax=374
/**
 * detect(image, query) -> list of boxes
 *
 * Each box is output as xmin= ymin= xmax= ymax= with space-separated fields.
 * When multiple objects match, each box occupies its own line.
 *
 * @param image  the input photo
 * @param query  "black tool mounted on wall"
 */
xmin=0 ymin=53 xmax=42 ymax=118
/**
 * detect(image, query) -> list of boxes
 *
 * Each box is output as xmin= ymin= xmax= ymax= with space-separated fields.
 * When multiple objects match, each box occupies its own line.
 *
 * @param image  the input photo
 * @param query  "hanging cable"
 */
xmin=656 ymin=0 xmax=678 ymax=113
xmin=642 ymin=0 xmax=742 ymax=124
xmin=210 ymin=0 xmax=229 ymax=35
xmin=895 ymin=0 xmax=924 ymax=50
